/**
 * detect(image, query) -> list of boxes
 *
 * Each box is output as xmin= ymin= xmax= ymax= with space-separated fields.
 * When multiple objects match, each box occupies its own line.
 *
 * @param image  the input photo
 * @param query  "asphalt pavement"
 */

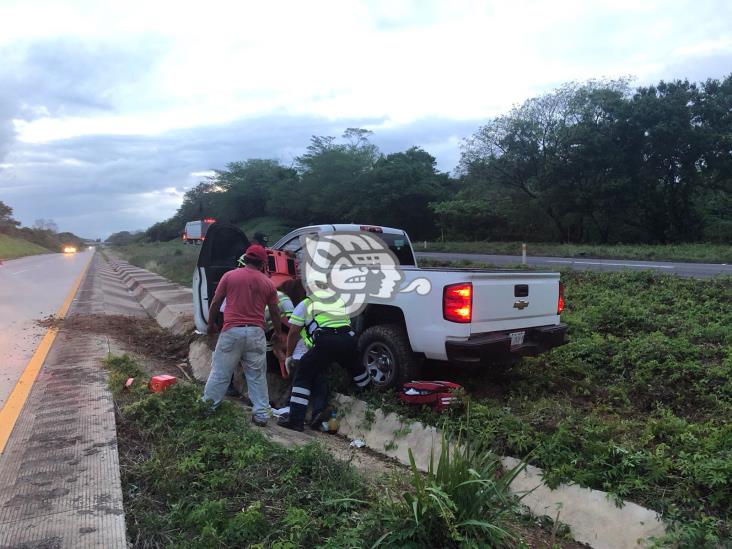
xmin=416 ymin=252 xmax=732 ymax=279
xmin=0 ymin=252 xmax=128 ymax=548
xmin=0 ymin=250 xmax=93 ymax=408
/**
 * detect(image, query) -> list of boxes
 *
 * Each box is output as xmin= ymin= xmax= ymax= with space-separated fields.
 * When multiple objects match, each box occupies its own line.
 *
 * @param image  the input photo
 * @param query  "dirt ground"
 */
xmin=38 ymin=313 xmax=192 ymax=380
xmin=44 ymin=312 xmax=588 ymax=548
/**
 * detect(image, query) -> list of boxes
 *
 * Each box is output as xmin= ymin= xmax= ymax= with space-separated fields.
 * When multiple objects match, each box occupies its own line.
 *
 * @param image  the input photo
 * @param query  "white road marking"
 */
xmin=9 ymin=269 xmax=30 ymax=275
xmin=544 ymin=260 xmax=674 ymax=269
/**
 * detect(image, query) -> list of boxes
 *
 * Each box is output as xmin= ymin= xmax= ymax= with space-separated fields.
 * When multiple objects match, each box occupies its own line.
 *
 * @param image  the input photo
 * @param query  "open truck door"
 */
xmin=193 ymin=222 xmax=250 ymax=333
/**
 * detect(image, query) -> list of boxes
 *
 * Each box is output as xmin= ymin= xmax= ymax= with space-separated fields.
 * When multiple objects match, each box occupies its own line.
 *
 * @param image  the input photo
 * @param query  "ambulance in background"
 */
xmin=182 ymin=218 xmax=216 ymax=244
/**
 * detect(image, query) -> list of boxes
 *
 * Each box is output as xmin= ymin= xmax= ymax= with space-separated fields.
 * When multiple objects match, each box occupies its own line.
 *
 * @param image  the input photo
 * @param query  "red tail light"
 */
xmin=557 ymin=281 xmax=565 ymax=314
xmin=359 ymin=225 xmax=383 ymax=233
xmin=443 ymin=283 xmax=472 ymax=323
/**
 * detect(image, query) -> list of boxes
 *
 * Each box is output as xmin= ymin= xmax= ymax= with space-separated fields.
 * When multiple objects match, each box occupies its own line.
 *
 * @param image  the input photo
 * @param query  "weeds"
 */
xmin=377 ymin=431 xmax=524 ymax=548
xmin=0 ymin=233 xmax=49 ymax=259
xmin=107 ymin=355 xmax=373 ymax=547
xmin=113 ymin=240 xmax=199 ymax=285
xmin=423 ymin=241 xmax=732 ymax=263
xmin=108 ymin=355 xmax=528 ymax=548
xmin=345 ymin=271 xmax=732 ymax=545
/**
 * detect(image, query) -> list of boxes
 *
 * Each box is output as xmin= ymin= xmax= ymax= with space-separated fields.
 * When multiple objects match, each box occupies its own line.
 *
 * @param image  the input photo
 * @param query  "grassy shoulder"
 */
xmin=107 ymin=355 xmax=568 ymax=549
xmin=112 ymin=216 xmax=293 ymax=286
xmin=345 ymin=269 xmax=732 ymax=547
xmin=423 ymin=241 xmax=732 ymax=264
xmin=112 ymin=240 xmax=199 ymax=286
xmin=0 ymin=233 xmax=50 ymax=259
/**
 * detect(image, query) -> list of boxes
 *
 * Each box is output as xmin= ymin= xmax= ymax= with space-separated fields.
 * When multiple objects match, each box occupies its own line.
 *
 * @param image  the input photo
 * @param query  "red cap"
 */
xmin=244 ymin=244 xmax=267 ymax=263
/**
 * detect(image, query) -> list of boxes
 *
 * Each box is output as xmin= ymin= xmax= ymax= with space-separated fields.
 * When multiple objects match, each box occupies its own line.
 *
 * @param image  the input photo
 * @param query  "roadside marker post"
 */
xmin=522 ymin=243 xmax=527 ymax=265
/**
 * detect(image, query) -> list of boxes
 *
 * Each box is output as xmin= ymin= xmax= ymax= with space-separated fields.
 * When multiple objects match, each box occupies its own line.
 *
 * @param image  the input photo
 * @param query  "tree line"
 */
xmin=0 ymin=201 xmax=84 ymax=250
xmin=142 ymin=76 xmax=731 ymax=244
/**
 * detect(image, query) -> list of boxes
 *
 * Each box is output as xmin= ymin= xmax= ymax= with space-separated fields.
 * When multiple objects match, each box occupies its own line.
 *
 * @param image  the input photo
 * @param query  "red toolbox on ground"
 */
xmin=399 ymin=381 xmax=463 ymax=411
xmin=149 ymin=375 xmax=177 ymax=393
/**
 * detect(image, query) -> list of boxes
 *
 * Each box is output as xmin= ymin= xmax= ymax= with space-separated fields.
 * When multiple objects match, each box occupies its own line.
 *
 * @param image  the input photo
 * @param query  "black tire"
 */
xmin=358 ymin=324 xmax=421 ymax=389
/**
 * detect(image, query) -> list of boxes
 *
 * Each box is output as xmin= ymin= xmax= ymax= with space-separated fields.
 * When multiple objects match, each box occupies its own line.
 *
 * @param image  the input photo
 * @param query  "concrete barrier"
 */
xmin=111 ymin=258 xmax=667 ymax=549
xmin=109 ymin=260 xmax=194 ymax=335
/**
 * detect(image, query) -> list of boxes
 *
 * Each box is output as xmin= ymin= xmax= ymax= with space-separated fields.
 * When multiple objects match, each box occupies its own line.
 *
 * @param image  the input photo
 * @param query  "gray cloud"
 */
xmin=658 ymin=53 xmax=732 ymax=85
xmin=0 ymin=36 xmax=165 ymax=162
xmin=0 ymin=95 xmax=17 ymax=161
xmin=2 ymin=11 xmax=731 ymax=239
xmin=13 ymin=36 xmax=166 ymax=116
xmin=1 ymin=113 xmax=480 ymax=238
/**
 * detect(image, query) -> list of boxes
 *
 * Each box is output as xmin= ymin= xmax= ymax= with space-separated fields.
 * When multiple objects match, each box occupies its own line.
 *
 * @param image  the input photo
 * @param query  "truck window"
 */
xmin=281 ymin=232 xmax=316 ymax=264
xmin=377 ymin=233 xmax=415 ymax=266
xmin=282 ymin=236 xmax=302 ymax=254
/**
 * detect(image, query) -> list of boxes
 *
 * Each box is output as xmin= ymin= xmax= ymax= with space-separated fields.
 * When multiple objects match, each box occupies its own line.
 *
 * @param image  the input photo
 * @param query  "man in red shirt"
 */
xmin=202 ymin=244 xmax=282 ymax=426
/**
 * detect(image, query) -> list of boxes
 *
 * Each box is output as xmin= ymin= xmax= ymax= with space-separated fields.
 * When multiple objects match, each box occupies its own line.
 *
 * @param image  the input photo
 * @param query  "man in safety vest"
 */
xmin=277 ymin=290 xmax=371 ymax=431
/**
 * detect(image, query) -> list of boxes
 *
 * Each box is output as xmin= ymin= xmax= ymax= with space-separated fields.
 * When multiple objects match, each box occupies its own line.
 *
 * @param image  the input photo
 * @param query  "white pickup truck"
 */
xmin=193 ymin=223 xmax=567 ymax=388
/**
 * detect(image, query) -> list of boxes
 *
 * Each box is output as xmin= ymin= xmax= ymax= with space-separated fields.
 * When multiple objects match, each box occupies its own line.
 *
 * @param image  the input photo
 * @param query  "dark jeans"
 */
xmin=288 ymin=331 xmax=369 ymax=426
xmin=286 ymin=360 xmax=329 ymax=422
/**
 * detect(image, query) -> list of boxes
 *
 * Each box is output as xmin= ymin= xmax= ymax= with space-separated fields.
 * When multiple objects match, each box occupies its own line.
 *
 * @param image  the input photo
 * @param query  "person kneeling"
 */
xmin=278 ymin=291 xmax=371 ymax=432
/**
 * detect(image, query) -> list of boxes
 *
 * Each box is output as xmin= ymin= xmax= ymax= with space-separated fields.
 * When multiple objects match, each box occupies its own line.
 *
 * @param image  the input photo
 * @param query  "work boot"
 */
xmin=277 ymin=416 xmax=304 ymax=432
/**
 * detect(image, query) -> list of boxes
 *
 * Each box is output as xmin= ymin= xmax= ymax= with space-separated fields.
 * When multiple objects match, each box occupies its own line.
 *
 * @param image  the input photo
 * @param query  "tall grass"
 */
xmin=112 ymin=240 xmax=199 ymax=285
xmin=0 ymin=233 xmax=50 ymax=259
xmin=377 ymin=429 xmax=524 ymax=548
xmin=108 ymin=355 xmax=535 ymax=548
xmin=423 ymin=241 xmax=732 ymax=263
xmin=354 ymin=269 xmax=732 ymax=545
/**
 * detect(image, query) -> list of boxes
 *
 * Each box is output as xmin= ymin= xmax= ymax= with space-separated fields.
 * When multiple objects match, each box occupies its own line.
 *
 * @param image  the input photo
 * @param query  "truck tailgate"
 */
xmin=469 ymin=272 xmax=560 ymax=334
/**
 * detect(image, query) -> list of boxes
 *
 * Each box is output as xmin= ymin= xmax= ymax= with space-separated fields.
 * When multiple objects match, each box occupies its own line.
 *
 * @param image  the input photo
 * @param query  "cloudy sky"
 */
xmin=0 ymin=0 xmax=730 ymax=238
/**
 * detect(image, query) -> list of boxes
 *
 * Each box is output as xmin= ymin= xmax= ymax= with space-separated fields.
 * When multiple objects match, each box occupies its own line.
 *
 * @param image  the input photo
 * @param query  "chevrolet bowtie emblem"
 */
xmin=513 ymin=300 xmax=529 ymax=310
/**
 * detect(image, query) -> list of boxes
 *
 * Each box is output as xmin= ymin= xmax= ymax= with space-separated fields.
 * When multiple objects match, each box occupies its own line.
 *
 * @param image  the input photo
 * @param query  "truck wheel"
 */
xmin=358 ymin=324 xmax=420 ymax=390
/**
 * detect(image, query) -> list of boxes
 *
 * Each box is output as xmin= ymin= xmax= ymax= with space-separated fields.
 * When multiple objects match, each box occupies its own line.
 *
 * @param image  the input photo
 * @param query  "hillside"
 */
xmin=0 ymin=233 xmax=50 ymax=260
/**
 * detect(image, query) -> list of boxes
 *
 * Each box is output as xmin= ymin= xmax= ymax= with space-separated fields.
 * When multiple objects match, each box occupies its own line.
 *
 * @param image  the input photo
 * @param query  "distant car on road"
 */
xmin=182 ymin=218 xmax=216 ymax=245
xmin=63 ymin=246 xmax=77 ymax=253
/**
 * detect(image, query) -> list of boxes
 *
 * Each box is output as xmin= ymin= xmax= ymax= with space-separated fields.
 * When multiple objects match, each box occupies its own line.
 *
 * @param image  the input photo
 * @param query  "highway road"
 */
xmin=0 ymin=250 xmax=93 ymax=408
xmin=416 ymin=252 xmax=732 ymax=279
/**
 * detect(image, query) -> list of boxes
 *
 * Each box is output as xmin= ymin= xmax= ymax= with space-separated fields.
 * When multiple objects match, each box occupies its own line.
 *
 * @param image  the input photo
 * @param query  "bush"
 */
xmin=377 ymin=431 xmax=522 ymax=548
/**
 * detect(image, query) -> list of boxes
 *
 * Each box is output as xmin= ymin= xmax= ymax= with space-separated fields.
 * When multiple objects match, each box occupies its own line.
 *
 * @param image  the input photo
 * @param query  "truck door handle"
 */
xmin=514 ymin=284 xmax=529 ymax=297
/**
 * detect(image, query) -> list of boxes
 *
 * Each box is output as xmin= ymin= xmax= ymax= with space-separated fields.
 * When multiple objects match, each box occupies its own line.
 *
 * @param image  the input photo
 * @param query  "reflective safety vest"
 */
xmin=264 ymin=291 xmax=294 ymax=332
xmin=290 ymin=293 xmax=351 ymax=348
xmin=278 ymin=291 xmax=294 ymax=319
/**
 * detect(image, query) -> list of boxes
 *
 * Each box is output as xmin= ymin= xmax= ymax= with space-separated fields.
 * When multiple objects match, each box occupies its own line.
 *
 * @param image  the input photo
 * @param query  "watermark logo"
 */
xmin=301 ymin=232 xmax=431 ymax=316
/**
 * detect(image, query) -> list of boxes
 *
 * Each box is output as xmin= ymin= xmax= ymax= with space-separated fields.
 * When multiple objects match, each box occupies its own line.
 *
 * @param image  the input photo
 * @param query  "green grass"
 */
xmin=113 ymin=240 xmax=199 ymax=285
xmin=239 ymin=216 xmax=296 ymax=244
xmin=107 ymin=355 xmax=525 ymax=548
xmin=0 ymin=233 xmax=50 ymax=260
xmin=349 ymin=269 xmax=732 ymax=547
xmin=113 ymin=216 xmax=295 ymax=286
xmin=422 ymin=241 xmax=732 ymax=264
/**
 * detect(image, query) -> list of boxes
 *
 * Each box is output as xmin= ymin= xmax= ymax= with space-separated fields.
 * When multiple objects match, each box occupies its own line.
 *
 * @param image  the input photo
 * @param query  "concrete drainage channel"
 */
xmin=109 ymin=258 xmax=665 ymax=549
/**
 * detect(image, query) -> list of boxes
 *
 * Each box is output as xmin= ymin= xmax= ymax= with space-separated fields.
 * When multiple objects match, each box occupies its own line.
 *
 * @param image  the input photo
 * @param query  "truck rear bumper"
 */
xmin=445 ymin=323 xmax=568 ymax=363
